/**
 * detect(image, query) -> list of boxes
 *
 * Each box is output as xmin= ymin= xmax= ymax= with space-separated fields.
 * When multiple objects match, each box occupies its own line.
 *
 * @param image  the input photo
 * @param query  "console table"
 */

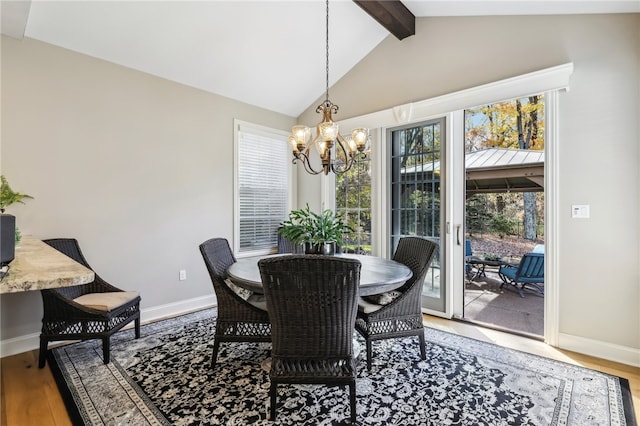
xmin=0 ymin=236 xmax=94 ymax=294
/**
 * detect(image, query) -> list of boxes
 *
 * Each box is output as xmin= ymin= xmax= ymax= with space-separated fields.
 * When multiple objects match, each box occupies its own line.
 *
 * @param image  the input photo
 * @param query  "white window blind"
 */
xmin=236 ymin=122 xmax=291 ymax=255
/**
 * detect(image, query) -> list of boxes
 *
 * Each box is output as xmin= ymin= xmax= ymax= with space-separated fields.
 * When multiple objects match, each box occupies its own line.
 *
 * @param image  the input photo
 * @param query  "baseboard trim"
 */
xmin=558 ymin=332 xmax=640 ymax=368
xmin=141 ymin=294 xmax=216 ymax=324
xmin=0 ymin=295 xmax=217 ymax=358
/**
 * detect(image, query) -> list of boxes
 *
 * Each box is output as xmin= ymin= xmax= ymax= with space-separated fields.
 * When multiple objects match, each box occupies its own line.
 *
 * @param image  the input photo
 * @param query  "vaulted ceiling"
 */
xmin=2 ymin=1 xmax=638 ymax=117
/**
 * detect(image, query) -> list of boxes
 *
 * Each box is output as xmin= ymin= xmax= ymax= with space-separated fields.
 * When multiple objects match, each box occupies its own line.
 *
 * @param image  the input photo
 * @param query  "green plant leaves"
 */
xmin=278 ymin=204 xmax=353 ymax=246
xmin=0 ymin=175 xmax=34 ymax=213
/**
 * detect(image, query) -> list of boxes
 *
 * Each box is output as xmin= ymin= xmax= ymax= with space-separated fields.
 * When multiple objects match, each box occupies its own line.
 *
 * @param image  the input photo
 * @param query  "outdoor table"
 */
xmin=467 ymin=257 xmax=518 ymax=281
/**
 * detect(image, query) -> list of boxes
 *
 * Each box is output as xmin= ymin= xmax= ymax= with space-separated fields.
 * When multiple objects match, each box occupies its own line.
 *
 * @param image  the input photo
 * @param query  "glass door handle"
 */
xmin=456 ymin=224 xmax=461 ymax=246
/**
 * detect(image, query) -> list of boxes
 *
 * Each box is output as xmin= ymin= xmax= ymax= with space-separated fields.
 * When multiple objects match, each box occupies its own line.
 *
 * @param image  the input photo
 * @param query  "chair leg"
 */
xmin=135 ymin=317 xmax=141 ymax=339
xmin=365 ymin=339 xmax=373 ymax=371
xmin=269 ymin=382 xmax=277 ymax=421
xmin=418 ymin=332 xmax=426 ymax=361
xmin=102 ymin=337 xmax=110 ymax=364
xmin=349 ymin=382 xmax=357 ymax=424
xmin=38 ymin=336 xmax=48 ymax=369
xmin=210 ymin=340 xmax=220 ymax=369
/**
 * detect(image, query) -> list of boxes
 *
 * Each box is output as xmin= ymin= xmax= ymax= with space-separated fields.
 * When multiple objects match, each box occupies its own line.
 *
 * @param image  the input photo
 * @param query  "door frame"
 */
xmin=327 ymin=64 xmax=573 ymax=344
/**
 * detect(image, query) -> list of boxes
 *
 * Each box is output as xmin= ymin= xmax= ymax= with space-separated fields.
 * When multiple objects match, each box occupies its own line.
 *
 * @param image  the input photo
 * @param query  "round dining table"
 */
xmin=227 ymin=253 xmax=412 ymax=297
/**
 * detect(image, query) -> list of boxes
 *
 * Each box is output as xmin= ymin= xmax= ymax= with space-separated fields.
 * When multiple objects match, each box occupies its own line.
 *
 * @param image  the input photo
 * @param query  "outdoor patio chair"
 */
xmin=532 ymin=244 xmax=545 ymax=254
xmin=355 ymin=236 xmax=438 ymax=371
xmin=258 ymin=255 xmax=361 ymax=423
xmin=39 ymin=238 xmax=141 ymax=368
xmin=465 ymin=239 xmax=483 ymax=279
xmin=199 ymin=238 xmax=271 ymax=368
xmin=498 ymin=252 xmax=544 ymax=298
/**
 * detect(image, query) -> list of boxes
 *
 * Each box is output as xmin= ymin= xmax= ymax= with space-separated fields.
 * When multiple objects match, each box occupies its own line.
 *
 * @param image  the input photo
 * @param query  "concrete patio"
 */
xmin=464 ymin=268 xmax=544 ymax=337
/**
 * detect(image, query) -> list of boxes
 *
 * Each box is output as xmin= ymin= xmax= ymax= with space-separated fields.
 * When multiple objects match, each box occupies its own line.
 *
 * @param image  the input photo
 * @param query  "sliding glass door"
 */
xmin=389 ymin=118 xmax=446 ymax=313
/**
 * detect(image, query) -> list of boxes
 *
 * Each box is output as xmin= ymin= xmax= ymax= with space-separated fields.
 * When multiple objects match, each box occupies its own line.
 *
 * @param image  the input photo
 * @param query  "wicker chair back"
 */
xmin=199 ymin=238 xmax=271 ymax=368
xmin=258 ymin=254 xmax=361 ymax=423
xmin=355 ymin=236 xmax=438 ymax=370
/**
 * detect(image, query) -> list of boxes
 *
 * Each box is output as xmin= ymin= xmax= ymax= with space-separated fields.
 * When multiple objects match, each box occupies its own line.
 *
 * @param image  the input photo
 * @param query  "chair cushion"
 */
xmin=225 ymin=279 xmax=253 ymax=300
xmin=499 ymin=266 xmax=517 ymax=280
xmin=358 ymin=297 xmax=383 ymax=314
xmin=74 ymin=291 xmax=139 ymax=312
xmin=357 ymin=291 xmax=402 ymax=314
xmin=225 ymin=279 xmax=267 ymax=310
xmin=247 ymin=293 xmax=267 ymax=311
xmin=363 ymin=290 xmax=402 ymax=306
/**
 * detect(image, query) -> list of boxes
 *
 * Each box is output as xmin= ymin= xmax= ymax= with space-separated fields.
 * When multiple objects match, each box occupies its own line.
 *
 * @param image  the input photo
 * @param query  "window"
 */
xmin=336 ymin=155 xmax=372 ymax=254
xmin=234 ymin=120 xmax=292 ymax=256
xmin=390 ymin=120 xmax=443 ymax=249
xmin=390 ymin=119 xmax=444 ymax=301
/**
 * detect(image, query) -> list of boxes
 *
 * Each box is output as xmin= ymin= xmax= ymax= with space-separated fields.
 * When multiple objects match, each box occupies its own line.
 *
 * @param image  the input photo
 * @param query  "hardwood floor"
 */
xmin=1 ymin=316 xmax=638 ymax=425
xmin=1 ymin=349 xmax=71 ymax=426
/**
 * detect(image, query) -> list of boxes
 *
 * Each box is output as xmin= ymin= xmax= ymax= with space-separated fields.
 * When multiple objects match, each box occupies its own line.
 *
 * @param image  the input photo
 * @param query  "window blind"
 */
xmin=237 ymin=125 xmax=290 ymax=254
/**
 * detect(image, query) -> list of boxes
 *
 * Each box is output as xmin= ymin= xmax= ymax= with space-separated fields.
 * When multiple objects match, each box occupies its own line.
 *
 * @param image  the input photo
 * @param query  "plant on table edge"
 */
xmin=278 ymin=204 xmax=353 ymax=254
xmin=1 ymin=175 xmax=34 ymax=243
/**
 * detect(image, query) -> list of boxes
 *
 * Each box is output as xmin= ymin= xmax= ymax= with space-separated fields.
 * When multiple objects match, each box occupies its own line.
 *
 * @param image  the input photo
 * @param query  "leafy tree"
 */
xmin=336 ymin=156 xmax=372 ymax=253
xmin=465 ymin=95 xmax=544 ymax=240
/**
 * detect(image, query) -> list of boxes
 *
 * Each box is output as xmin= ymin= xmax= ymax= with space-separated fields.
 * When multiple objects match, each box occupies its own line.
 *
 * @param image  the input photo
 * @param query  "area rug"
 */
xmin=48 ymin=308 xmax=636 ymax=425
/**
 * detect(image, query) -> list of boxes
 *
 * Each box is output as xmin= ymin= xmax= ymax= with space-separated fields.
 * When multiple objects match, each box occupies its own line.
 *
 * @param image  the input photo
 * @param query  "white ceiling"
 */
xmin=3 ymin=1 xmax=639 ymax=117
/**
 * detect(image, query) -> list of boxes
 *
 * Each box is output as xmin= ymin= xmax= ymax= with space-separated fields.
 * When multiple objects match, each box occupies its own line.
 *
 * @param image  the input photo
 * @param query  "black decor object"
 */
xmin=0 ymin=214 xmax=16 ymax=266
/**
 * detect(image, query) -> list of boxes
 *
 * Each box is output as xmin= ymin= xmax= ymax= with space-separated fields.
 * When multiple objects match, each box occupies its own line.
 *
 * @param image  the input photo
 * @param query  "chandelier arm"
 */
xmin=293 ymin=153 xmax=324 ymax=175
xmin=330 ymin=137 xmax=353 ymax=174
xmin=331 ymin=158 xmax=354 ymax=174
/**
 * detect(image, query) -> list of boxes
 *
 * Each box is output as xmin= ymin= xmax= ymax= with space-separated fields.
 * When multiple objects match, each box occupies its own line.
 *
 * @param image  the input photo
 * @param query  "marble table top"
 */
xmin=0 ymin=236 xmax=94 ymax=294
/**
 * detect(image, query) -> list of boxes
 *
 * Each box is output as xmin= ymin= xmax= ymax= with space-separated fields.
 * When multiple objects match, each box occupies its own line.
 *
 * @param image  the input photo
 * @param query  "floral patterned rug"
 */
xmin=48 ymin=308 xmax=635 ymax=425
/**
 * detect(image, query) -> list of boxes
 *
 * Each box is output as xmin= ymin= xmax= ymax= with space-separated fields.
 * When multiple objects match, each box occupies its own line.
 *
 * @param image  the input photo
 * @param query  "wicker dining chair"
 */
xmin=39 ymin=238 xmax=141 ymax=368
xmin=258 ymin=255 xmax=361 ymax=424
xmin=355 ymin=237 xmax=438 ymax=371
xmin=199 ymin=238 xmax=271 ymax=368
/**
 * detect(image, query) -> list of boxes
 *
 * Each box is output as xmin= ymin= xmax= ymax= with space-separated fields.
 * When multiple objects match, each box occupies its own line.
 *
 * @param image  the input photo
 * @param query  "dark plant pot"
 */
xmin=304 ymin=241 xmax=336 ymax=255
xmin=0 ymin=214 xmax=16 ymax=266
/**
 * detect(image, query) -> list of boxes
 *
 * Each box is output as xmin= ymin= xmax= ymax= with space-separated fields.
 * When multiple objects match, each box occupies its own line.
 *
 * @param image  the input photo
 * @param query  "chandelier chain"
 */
xmin=325 ymin=0 xmax=329 ymax=102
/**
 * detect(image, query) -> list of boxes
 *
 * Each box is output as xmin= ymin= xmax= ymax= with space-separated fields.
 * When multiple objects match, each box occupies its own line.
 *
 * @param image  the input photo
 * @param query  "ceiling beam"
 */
xmin=353 ymin=1 xmax=415 ymax=40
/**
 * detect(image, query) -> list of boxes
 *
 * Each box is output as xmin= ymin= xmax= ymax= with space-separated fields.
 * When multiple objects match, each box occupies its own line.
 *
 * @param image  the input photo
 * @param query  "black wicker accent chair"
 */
xmin=276 ymin=230 xmax=304 ymax=254
xmin=39 ymin=238 xmax=141 ymax=368
xmin=199 ymin=238 xmax=271 ymax=369
xmin=355 ymin=236 xmax=438 ymax=371
xmin=258 ymin=255 xmax=361 ymax=424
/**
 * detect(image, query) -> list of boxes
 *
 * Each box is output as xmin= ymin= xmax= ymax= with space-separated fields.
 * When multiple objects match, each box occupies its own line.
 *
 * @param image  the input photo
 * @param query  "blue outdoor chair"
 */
xmin=498 ymin=252 xmax=544 ymax=298
xmin=465 ymin=240 xmax=482 ymax=279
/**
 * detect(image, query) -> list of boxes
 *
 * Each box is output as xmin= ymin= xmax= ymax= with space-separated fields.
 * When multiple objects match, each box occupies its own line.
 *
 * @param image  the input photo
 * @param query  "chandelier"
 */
xmin=289 ymin=0 xmax=369 ymax=175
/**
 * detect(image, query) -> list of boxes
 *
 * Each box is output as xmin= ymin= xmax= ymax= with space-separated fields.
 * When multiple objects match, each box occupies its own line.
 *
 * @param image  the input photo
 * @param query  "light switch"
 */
xmin=571 ymin=205 xmax=590 ymax=219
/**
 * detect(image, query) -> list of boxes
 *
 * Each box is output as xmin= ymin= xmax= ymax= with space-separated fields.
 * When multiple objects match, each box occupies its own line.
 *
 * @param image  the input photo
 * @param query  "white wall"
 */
xmin=298 ymin=14 xmax=639 ymax=359
xmin=0 ymin=37 xmax=295 ymax=350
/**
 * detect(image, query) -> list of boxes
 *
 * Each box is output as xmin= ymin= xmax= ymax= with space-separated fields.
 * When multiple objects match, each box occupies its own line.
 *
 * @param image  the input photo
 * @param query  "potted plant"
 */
xmin=1 ymin=175 xmax=34 ymax=265
xmin=278 ymin=204 xmax=353 ymax=255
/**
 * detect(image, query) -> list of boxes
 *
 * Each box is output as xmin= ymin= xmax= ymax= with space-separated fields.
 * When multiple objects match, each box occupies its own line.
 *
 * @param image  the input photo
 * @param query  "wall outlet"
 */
xmin=179 ymin=269 xmax=187 ymax=281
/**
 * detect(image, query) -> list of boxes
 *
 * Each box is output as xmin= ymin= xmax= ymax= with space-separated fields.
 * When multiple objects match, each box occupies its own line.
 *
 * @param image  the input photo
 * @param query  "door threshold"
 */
xmin=454 ymin=316 xmax=544 ymax=342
